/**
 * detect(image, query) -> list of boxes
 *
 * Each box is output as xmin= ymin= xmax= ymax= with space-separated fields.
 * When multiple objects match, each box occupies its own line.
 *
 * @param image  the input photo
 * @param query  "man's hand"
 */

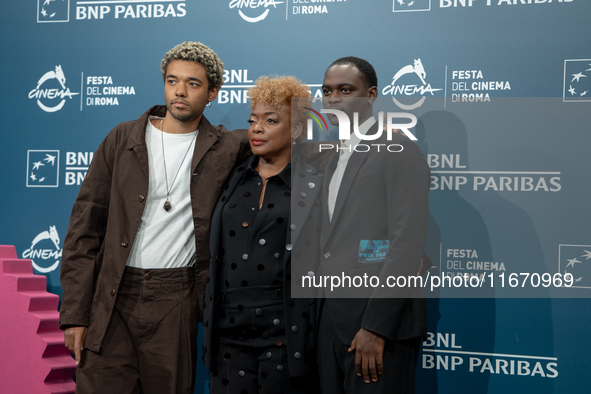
xmin=64 ymin=326 xmax=88 ymax=365
xmin=348 ymin=328 xmax=386 ymax=383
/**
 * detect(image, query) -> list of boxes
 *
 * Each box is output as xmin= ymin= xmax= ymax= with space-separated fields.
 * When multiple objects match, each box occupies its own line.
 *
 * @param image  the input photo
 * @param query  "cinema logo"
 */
xmin=85 ymin=75 xmax=136 ymax=106
xmin=229 ymin=0 xmax=284 ymax=23
xmin=382 ymin=59 xmax=442 ymax=110
xmin=29 ymin=66 xmax=79 ymax=113
xmin=422 ymin=332 xmax=559 ymax=378
xmin=450 ymin=69 xmax=511 ymax=103
xmin=22 ymin=226 xmax=63 ymax=274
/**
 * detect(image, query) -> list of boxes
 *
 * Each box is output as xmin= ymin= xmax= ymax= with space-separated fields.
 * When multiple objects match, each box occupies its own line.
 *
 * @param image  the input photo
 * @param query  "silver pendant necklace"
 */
xmin=160 ymin=118 xmax=197 ymax=212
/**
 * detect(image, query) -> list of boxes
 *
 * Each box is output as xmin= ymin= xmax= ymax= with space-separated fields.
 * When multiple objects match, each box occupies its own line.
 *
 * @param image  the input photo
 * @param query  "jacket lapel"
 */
xmin=327 ymin=152 xmax=367 ymax=237
xmin=191 ymin=116 xmax=220 ymax=174
xmin=320 ymin=153 xmax=338 ymax=249
xmin=127 ymin=106 xmax=167 ymax=179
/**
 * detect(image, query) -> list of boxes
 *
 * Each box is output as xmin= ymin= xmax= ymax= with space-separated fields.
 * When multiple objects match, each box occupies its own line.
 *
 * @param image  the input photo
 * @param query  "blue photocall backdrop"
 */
xmin=1 ymin=1 xmax=590 ymax=393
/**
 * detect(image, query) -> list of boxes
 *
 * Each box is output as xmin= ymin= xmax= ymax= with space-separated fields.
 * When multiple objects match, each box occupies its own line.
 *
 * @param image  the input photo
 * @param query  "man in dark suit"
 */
xmin=317 ymin=57 xmax=430 ymax=393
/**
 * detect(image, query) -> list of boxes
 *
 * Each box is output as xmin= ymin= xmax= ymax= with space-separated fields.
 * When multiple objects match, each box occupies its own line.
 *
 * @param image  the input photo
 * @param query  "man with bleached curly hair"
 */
xmin=59 ymin=41 xmax=250 ymax=394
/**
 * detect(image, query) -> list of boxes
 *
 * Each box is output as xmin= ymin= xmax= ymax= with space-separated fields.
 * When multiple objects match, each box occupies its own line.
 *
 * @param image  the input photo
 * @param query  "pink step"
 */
xmin=39 ymin=331 xmax=68 ymax=347
xmin=21 ymin=291 xmax=60 ymax=312
xmin=1 ymin=258 xmax=33 ymax=275
xmin=43 ymin=354 xmax=79 ymax=370
xmin=31 ymin=311 xmax=61 ymax=333
xmin=16 ymin=275 xmax=47 ymax=292
xmin=0 ymin=245 xmax=17 ymax=258
xmin=44 ymin=381 xmax=77 ymax=394
xmin=0 ymin=246 xmax=76 ymax=393
xmin=41 ymin=333 xmax=72 ymax=359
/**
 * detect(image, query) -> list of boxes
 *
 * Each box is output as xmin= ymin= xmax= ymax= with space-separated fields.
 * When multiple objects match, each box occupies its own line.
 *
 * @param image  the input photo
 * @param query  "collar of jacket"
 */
xmin=125 ymin=105 xmax=221 ymax=150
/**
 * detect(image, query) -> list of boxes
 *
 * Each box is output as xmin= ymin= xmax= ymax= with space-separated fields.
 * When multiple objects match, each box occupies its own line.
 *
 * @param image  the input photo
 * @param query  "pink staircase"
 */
xmin=0 ymin=245 xmax=76 ymax=394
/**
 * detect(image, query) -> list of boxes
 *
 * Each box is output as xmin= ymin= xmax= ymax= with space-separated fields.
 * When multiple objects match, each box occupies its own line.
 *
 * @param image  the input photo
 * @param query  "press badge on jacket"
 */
xmin=358 ymin=240 xmax=389 ymax=263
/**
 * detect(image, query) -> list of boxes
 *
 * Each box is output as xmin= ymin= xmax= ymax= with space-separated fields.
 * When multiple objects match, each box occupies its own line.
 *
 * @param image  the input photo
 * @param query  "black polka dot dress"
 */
xmin=210 ymin=157 xmax=308 ymax=394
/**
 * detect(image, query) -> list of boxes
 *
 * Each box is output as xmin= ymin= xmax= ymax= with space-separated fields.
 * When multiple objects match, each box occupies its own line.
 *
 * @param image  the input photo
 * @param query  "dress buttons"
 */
xmin=324 ymin=252 xmax=331 ymax=259
xmin=266 ymin=352 xmax=272 ymax=359
xmin=308 ymin=182 xmax=315 ymax=188
xmin=138 ymin=195 xmax=145 ymax=202
xmin=242 ymin=254 xmax=248 ymax=261
xmin=290 ymin=224 xmax=296 ymax=231
xmin=273 ymin=319 xmax=280 ymax=326
xmin=286 ymin=244 xmax=292 ymax=251
xmin=242 ymin=222 xmax=249 ymax=228
xmin=300 ymin=192 xmax=307 ymax=198
xmin=259 ymin=239 xmax=266 ymax=246
xmin=292 ymin=325 xmax=298 ymax=333
xmin=276 ymin=340 xmax=283 ymax=347
xmin=121 ymin=242 xmax=129 ymax=248
xmin=238 ymin=370 xmax=245 ymax=377
xmin=307 ymin=271 xmax=315 ymax=277
xmin=274 ymin=253 xmax=281 ymax=259
xmin=306 ymin=169 xmax=313 ymax=173
xmin=110 ymin=289 xmax=116 ymax=296
xmin=294 ymin=352 xmax=302 ymax=360
xmin=255 ymin=308 xmax=262 ymax=316
xmin=229 ymin=203 xmax=236 ymax=208
xmin=277 ymin=365 xmax=284 ymax=372
xmin=144 ymin=274 xmax=152 ymax=281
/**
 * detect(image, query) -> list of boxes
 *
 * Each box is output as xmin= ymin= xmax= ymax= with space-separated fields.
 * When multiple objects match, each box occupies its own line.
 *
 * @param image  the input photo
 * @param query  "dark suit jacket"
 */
xmin=319 ymin=132 xmax=430 ymax=345
xmin=203 ymin=154 xmax=323 ymax=377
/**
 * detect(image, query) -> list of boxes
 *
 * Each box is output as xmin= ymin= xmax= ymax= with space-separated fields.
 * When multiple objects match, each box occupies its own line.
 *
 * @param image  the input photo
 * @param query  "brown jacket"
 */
xmin=59 ymin=105 xmax=249 ymax=352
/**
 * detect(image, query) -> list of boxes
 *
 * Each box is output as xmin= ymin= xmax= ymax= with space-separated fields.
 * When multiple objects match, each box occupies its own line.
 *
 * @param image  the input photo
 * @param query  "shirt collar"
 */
xmin=245 ymin=156 xmax=292 ymax=189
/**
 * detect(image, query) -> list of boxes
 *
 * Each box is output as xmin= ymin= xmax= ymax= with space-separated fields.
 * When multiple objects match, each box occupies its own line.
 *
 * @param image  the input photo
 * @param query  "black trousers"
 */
xmin=209 ymin=286 xmax=312 ymax=394
xmin=317 ymin=301 xmax=420 ymax=394
xmin=75 ymin=266 xmax=197 ymax=394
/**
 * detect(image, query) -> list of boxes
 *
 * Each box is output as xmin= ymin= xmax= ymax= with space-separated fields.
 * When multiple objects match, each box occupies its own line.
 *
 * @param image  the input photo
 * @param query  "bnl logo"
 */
xmin=38 ymin=0 xmax=70 ymax=23
xmin=393 ymin=0 xmax=430 ymax=12
xmin=559 ymin=244 xmax=591 ymax=288
xmin=26 ymin=150 xmax=59 ymax=187
xmin=563 ymin=60 xmax=591 ymax=102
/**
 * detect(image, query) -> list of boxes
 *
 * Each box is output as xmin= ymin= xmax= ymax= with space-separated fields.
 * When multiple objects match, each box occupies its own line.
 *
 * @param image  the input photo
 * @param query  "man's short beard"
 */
xmin=166 ymin=102 xmax=200 ymax=123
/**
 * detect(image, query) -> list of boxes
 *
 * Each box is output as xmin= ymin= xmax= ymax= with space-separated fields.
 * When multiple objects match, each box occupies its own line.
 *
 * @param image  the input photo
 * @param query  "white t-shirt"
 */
xmin=126 ymin=117 xmax=197 ymax=269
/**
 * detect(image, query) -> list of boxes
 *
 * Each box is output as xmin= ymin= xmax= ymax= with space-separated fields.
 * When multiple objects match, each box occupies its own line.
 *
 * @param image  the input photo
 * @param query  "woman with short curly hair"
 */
xmin=203 ymin=75 xmax=321 ymax=394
